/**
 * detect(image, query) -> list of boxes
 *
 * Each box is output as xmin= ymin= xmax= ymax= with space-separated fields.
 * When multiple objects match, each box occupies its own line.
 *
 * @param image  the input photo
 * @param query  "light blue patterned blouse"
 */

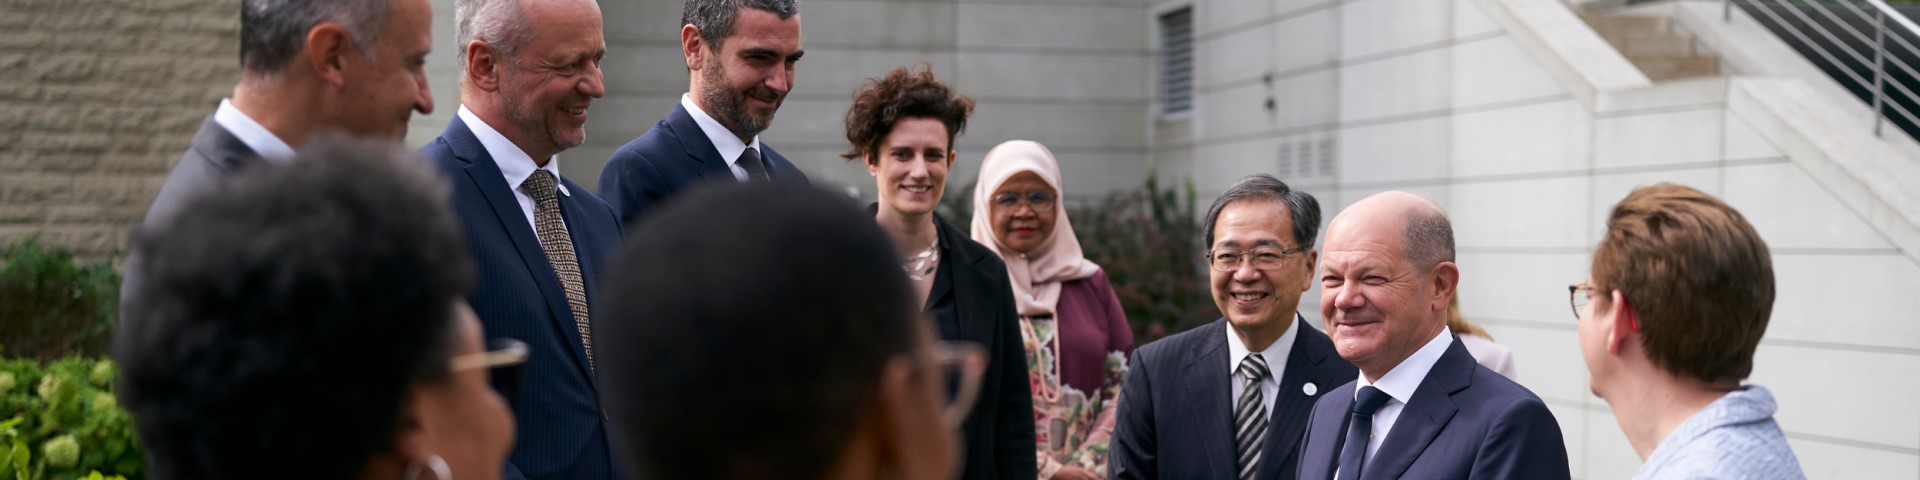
xmin=1633 ymin=385 xmax=1805 ymax=480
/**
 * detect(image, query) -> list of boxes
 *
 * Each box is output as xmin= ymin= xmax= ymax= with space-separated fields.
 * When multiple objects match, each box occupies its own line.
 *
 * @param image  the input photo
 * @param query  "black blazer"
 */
xmin=597 ymin=102 xmax=808 ymax=227
xmin=122 ymin=116 xmax=264 ymax=324
xmin=423 ymin=117 xmax=624 ymax=480
xmin=1111 ymin=317 xmax=1356 ymax=480
xmin=1296 ymin=336 xmax=1570 ymax=480
xmin=924 ymin=211 xmax=1038 ymax=480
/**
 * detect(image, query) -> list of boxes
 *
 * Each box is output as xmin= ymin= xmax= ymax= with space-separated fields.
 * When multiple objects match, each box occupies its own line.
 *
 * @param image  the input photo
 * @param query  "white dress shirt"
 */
xmin=457 ymin=106 xmax=570 ymax=240
xmin=1353 ymin=326 xmax=1454 ymax=463
xmin=1226 ymin=313 xmax=1302 ymax=421
xmin=681 ymin=93 xmax=762 ymax=182
xmin=214 ymin=99 xmax=295 ymax=163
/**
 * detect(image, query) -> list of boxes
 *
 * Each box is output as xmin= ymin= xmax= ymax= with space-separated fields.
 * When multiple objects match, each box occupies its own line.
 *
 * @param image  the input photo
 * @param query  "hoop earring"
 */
xmin=404 ymin=454 xmax=451 ymax=480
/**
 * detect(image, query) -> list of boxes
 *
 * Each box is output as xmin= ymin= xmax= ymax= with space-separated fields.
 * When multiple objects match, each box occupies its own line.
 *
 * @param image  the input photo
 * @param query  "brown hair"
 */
xmin=1592 ymin=183 xmax=1774 ymax=384
xmin=840 ymin=64 xmax=975 ymax=164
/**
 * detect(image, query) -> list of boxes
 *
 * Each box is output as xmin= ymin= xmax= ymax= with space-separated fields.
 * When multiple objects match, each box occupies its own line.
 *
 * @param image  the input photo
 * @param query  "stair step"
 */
xmin=1627 ymin=55 xmax=1720 ymax=80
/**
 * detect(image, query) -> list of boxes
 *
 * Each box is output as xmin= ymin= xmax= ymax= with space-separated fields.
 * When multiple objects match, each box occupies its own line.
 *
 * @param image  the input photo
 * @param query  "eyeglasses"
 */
xmin=1206 ymin=247 xmax=1303 ymax=272
xmin=991 ymin=190 xmax=1056 ymax=211
xmin=450 ymin=338 xmax=528 ymax=409
xmin=929 ymin=341 xmax=987 ymax=428
xmin=1569 ymin=283 xmax=1594 ymax=320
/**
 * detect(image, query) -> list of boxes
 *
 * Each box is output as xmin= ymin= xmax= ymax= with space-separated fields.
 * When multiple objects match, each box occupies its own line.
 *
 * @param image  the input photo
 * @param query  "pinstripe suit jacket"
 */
xmin=423 ymin=117 xmax=623 ymax=480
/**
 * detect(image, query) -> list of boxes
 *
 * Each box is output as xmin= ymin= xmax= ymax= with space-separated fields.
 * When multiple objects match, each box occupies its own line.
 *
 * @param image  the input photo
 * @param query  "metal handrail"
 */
xmin=1725 ymin=0 xmax=1920 ymax=137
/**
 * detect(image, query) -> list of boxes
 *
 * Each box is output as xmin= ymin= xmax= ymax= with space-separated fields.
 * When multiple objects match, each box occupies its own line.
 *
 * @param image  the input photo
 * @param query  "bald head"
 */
xmin=1327 ymin=191 xmax=1454 ymax=272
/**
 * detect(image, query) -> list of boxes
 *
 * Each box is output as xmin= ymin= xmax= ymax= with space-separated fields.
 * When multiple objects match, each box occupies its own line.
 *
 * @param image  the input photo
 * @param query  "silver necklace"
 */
xmin=902 ymin=236 xmax=940 ymax=282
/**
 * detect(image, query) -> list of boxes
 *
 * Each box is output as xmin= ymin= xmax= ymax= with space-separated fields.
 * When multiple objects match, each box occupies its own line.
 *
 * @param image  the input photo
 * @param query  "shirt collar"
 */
xmin=213 ymin=99 xmax=296 ymax=163
xmin=1357 ymin=326 xmax=1453 ymax=404
xmin=1227 ymin=313 xmax=1302 ymax=375
xmin=459 ymin=106 xmax=568 ymax=197
xmin=681 ymin=94 xmax=761 ymax=166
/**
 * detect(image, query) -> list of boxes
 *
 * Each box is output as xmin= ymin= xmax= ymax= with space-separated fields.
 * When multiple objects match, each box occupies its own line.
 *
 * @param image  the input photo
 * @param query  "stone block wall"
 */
xmin=0 ymin=0 xmax=239 ymax=259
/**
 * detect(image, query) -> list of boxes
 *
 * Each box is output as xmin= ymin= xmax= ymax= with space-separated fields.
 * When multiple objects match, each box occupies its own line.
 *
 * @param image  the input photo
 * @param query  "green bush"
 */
xmin=0 ymin=357 xmax=138 ymax=480
xmin=0 ymin=239 xmax=119 ymax=362
xmin=946 ymin=175 xmax=1217 ymax=344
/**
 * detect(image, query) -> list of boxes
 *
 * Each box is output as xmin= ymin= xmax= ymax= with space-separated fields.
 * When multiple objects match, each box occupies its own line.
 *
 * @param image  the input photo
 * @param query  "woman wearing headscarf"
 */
xmin=971 ymin=140 xmax=1134 ymax=480
xmin=843 ymin=65 xmax=1038 ymax=480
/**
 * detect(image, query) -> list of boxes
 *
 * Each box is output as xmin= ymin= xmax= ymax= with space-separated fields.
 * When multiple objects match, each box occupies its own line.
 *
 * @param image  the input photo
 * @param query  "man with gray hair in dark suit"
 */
xmin=125 ymin=0 xmax=437 ymax=318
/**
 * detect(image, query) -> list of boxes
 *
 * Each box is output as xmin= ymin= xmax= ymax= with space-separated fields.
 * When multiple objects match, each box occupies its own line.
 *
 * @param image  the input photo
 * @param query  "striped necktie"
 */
xmin=523 ymin=170 xmax=594 ymax=373
xmin=1235 ymin=353 xmax=1272 ymax=480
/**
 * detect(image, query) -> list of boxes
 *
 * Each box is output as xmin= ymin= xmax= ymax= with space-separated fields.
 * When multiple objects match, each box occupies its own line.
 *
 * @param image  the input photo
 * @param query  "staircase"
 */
xmin=1581 ymin=12 xmax=1721 ymax=80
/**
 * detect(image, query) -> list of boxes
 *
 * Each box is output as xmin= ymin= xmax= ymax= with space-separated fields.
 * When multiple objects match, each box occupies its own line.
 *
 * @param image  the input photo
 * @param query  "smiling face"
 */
xmin=867 ymin=117 xmax=953 ymax=219
xmin=988 ymin=171 xmax=1058 ymax=255
xmin=1209 ymin=199 xmax=1317 ymax=342
xmin=692 ymin=8 xmax=802 ymax=140
xmin=333 ymin=0 xmax=435 ymax=140
xmin=1318 ymin=205 xmax=1451 ymax=378
xmin=495 ymin=0 xmax=605 ymax=159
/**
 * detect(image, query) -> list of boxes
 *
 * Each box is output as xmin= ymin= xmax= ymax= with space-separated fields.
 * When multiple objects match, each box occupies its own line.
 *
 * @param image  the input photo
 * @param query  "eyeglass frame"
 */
xmin=990 ymin=190 xmax=1057 ymax=211
xmin=449 ymin=338 xmax=529 ymax=409
xmin=926 ymin=341 xmax=987 ymax=428
xmin=1205 ymin=246 xmax=1305 ymax=272
xmin=1568 ymin=283 xmax=1594 ymax=320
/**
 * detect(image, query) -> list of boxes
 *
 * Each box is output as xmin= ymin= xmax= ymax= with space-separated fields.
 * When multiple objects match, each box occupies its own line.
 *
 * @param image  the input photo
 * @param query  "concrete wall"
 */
xmin=1153 ymin=0 xmax=1920 ymax=477
xmin=407 ymin=0 xmax=1154 ymax=203
xmin=0 ymin=0 xmax=238 ymax=259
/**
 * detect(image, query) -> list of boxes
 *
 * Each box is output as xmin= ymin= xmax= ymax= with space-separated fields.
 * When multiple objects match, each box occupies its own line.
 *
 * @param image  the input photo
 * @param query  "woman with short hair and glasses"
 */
xmin=969 ymin=140 xmax=1134 ymax=480
xmin=842 ymin=65 xmax=1038 ymax=480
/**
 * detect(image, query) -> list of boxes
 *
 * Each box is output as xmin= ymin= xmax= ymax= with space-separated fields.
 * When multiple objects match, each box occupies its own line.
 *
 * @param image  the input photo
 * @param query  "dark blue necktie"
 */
xmin=1337 ymin=386 xmax=1392 ymax=480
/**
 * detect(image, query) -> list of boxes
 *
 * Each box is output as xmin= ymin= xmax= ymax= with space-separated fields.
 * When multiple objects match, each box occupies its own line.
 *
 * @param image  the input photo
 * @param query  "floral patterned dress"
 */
xmin=1023 ymin=312 xmax=1130 ymax=478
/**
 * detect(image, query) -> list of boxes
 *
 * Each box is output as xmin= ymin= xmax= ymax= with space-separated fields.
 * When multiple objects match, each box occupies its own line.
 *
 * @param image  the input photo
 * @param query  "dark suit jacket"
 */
xmin=1296 ymin=336 xmax=1570 ymax=480
xmin=1112 ymin=317 xmax=1357 ymax=480
xmin=597 ymin=102 xmax=808 ymax=226
xmin=121 ymin=116 xmax=265 ymax=323
xmin=423 ymin=117 xmax=623 ymax=480
xmin=928 ymin=212 xmax=1038 ymax=480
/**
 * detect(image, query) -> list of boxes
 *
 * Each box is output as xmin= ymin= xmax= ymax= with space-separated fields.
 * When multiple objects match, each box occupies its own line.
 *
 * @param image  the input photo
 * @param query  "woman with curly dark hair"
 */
xmin=843 ymin=65 xmax=1037 ymax=480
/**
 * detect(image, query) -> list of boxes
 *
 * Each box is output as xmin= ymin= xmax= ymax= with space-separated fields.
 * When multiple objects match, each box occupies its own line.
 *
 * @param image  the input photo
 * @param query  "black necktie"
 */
xmin=1337 ymin=386 xmax=1392 ymax=480
xmin=737 ymin=147 xmax=770 ymax=182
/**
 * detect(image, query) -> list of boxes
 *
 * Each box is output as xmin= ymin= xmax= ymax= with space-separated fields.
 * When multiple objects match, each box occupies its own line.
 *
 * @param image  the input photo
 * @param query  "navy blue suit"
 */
xmin=423 ymin=117 xmax=623 ymax=480
xmin=1112 ymin=317 xmax=1357 ymax=480
xmin=1296 ymin=336 xmax=1570 ymax=480
xmin=597 ymin=102 xmax=808 ymax=227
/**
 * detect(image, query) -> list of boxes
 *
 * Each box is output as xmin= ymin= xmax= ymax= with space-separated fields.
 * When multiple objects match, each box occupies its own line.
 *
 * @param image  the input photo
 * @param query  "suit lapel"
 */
xmin=1179 ymin=320 xmax=1235 ymax=479
xmin=189 ymin=116 xmax=262 ymax=175
xmin=1363 ymin=337 xmax=1471 ymax=480
xmin=665 ymin=104 xmax=739 ymax=185
xmin=1301 ymin=382 xmax=1357 ymax=480
xmin=935 ymin=214 xmax=991 ymax=344
xmin=444 ymin=118 xmax=597 ymax=380
xmin=1257 ymin=316 xmax=1334 ymax=480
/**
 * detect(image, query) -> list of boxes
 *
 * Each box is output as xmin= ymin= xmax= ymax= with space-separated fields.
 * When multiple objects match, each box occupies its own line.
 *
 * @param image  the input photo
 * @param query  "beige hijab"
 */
xmin=969 ymin=140 xmax=1101 ymax=317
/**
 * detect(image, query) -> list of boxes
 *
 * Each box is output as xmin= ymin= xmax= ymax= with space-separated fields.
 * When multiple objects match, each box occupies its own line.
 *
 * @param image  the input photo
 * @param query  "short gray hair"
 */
xmin=455 ymin=0 xmax=533 ymax=71
xmin=1402 ymin=201 xmax=1455 ymax=272
xmin=240 ymin=0 xmax=389 ymax=73
xmin=1203 ymin=174 xmax=1322 ymax=251
xmin=683 ymin=0 xmax=799 ymax=50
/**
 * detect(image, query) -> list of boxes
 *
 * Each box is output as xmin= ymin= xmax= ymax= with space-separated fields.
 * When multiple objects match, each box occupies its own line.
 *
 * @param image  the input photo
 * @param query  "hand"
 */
xmin=1050 ymin=465 xmax=1101 ymax=480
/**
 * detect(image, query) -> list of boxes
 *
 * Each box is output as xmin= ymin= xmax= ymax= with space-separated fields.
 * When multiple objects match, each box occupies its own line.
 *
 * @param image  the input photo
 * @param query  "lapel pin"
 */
xmin=1303 ymin=382 xmax=1318 ymax=396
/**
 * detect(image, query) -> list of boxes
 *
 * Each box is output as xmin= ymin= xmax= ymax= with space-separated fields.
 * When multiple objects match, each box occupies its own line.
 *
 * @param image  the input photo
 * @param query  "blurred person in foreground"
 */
xmin=1447 ymin=292 xmax=1516 ymax=380
xmin=1111 ymin=174 xmax=1355 ymax=480
xmin=968 ymin=140 xmax=1133 ymax=480
xmin=423 ymin=0 xmax=620 ymax=477
xmin=843 ymin=65 xmax=1037 ymax=480
xmin=597 ymin=182 xmax=981 ymax=480
xmin=129 ymin=0 xmax=438 ymax=321
xmin=116 ymin=139 xmax=517 ymax=480
xmin=1576 ymin=183 xmax=1804 ymax=479
xmin=1297 ymin=191 xmax=1568 ymax=480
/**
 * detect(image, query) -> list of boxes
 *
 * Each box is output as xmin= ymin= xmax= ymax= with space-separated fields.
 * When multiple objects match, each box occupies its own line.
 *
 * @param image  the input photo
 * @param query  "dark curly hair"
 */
xmin=115 ymin=137 xmax=475 ymax=480
xmin=841 ymin=64 xmax=975 ymax=164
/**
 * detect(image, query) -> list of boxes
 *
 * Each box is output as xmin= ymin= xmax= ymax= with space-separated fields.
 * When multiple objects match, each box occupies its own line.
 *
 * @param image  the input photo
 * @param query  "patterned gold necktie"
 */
xmin=523 ymin=170 xmax=593 ymax=373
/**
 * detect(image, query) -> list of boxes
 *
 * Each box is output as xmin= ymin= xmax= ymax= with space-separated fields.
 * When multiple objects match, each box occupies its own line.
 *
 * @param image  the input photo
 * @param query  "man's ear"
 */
xmin=1606 ymin=289 xmax=1636 ymax=355
xmin=1430 ymin=261 xmax=1460 ymax=312
xmin=465 ymin=40 xmax=502 ymax=92
xmin=681 ymin=24 xmax=707 ymax=71
xmin=305 ymin=22 xmax=355 ymax=87
xmin=389 ymin=386 xmax=433 ymax=469
xmin=1298 ymin=249 xmax=1319 ymax=292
